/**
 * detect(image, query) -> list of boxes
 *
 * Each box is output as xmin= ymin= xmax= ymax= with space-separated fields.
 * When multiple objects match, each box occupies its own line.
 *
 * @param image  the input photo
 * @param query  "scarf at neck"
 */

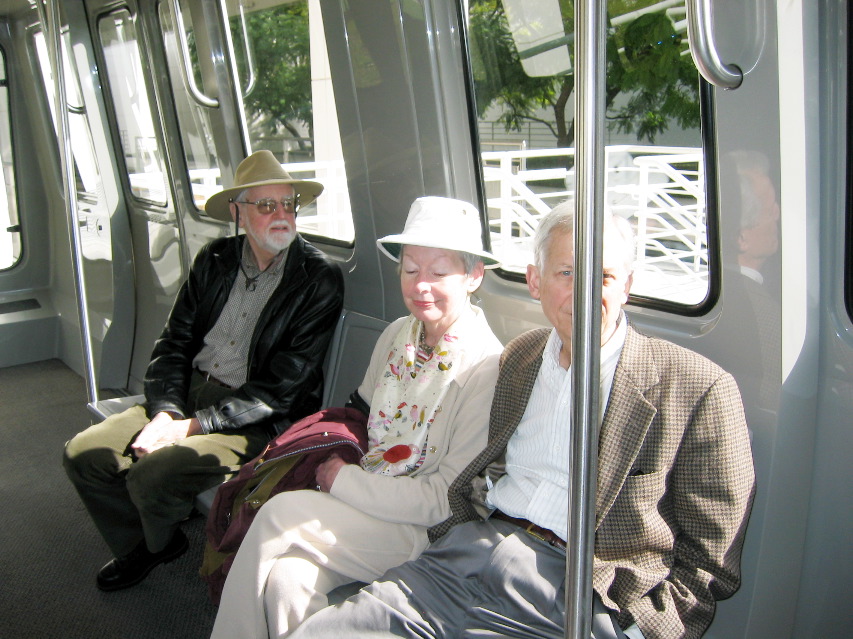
xmin=360 ymin=312 xmax=468 ymax=475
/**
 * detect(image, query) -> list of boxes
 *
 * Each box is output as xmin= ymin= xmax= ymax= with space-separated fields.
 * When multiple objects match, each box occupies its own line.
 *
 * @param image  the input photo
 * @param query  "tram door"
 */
xmin=72 ymin=0 xmax=360 ymax=393
xmin=0 ymin=1 xmax=134 ymax=387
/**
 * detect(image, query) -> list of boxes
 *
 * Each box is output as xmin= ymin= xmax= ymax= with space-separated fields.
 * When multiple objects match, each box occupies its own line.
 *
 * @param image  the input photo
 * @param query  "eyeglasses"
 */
xmin=231 ymin=196 xmax=300 ymax=215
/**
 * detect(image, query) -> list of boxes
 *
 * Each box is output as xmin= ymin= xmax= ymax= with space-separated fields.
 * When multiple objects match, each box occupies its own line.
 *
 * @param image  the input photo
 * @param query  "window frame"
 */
xmin=459 ymin=0 xmax=720 ymax=316
xmin=0 ymin=43 xmax=21 ymax=272
xmin=95 ymin=6 xmax=171 ymax=209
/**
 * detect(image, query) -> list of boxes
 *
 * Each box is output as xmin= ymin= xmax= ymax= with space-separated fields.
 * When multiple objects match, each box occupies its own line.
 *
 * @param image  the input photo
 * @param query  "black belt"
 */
xmin=195 ymin=368 xmax=234 ymax=389
xmin=491 ymin=510 xmax=567 ymax=551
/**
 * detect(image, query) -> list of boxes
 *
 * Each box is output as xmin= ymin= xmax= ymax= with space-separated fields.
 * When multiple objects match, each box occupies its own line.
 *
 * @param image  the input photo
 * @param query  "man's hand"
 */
xmin=131 ymin=412 xmax=202 ymax=458
xmin=315 ymin=454 xmax=348 ymax=493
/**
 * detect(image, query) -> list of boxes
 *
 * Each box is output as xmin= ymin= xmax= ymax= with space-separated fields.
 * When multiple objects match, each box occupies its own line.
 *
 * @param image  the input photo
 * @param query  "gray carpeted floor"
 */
xmin=0 ymin=360 xmax=216 ymax=639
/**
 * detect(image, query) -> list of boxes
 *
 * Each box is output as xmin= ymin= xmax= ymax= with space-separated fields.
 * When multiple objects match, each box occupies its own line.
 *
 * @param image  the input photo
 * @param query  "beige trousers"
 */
xmin=210 ymin=489 xmax=430 ymax=639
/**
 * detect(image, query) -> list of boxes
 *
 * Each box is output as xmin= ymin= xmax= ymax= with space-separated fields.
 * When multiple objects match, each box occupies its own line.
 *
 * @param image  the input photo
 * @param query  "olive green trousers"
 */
xmin=62 ymin=374 xmax=270 ymax=557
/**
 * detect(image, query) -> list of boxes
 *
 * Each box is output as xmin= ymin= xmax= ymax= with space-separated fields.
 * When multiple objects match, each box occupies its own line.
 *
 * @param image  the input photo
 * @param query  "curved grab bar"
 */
xmin=237 ymin=2 xmax=257 ymax=97
xmin=686 ymin=0 xmax=743 ymax=89
xmin=170 ymin=0 xmax=219 ymax=108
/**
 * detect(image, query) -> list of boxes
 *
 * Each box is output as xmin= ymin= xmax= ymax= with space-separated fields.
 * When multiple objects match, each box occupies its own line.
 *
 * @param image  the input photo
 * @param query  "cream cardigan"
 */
xmin=330 ymin=306 xmax=502 ymax=528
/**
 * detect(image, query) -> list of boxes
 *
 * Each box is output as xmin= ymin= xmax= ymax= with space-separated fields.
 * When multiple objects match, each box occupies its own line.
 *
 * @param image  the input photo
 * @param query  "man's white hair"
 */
xmin=533 ymin=200 xmax=636 ymax=273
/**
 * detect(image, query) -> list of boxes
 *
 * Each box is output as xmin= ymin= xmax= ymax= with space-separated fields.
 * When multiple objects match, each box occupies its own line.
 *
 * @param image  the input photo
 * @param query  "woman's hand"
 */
xmin=315 ymin=454 xmax=348 ymax=493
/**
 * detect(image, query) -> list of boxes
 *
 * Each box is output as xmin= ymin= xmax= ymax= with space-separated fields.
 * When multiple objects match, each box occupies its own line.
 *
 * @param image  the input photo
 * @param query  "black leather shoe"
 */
xmin=96 ymin=529 xmax=189 ymax=592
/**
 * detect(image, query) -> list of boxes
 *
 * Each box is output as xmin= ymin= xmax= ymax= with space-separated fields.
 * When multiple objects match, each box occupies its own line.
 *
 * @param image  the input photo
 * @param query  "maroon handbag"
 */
xmin=200 ymin=406 xmax=367 ymax=605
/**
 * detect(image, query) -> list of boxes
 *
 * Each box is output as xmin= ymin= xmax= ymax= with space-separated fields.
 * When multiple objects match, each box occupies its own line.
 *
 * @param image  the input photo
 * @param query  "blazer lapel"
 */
xmin=489 ymin=329 xmax=548 ymax=453
xmin=595 ymin=327 xmax=658 ymax=529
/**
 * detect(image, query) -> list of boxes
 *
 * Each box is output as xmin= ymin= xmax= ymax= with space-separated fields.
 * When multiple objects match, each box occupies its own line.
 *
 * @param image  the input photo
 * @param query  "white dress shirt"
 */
xmin=486 ymin=313 xmax=627 ymax=541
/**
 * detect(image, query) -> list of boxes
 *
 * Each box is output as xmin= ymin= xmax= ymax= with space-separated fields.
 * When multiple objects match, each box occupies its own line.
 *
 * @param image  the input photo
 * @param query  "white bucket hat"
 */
xmin=204 ymin=150 xmax=324 ymax=222
xmin=377 ymin=197 xmax=500 ymax=268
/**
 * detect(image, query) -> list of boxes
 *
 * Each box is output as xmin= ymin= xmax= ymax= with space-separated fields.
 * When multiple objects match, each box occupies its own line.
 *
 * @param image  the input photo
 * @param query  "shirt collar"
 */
xmin=241 ymin=239 xmax=289 ymax=276
xmin=601 ymin=311 xmax=627 ymax=364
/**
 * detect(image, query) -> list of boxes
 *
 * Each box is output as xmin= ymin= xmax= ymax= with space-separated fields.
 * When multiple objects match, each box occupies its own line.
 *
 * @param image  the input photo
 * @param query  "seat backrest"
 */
xmin=320 ymin=310 xmax=388 ymax=409
xmin=87 ymin=310 xmax=388 ymax=424
xmin=87 ymin=394 xmax=145 ymax=423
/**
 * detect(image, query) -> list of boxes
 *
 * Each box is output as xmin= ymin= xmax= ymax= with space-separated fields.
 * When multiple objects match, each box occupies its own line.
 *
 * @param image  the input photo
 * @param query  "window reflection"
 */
xmin=99 ymin=9 xmax=169 ymax=205
xmin=0 ymin=50 xmax=18 ymax=271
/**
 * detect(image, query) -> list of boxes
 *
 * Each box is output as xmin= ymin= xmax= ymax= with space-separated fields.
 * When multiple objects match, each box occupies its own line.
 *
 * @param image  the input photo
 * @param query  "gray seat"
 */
xmin=87 ymin=394 xmax=145 ymax=422
xmin=319 ymin=310 xmax=388 ymax=409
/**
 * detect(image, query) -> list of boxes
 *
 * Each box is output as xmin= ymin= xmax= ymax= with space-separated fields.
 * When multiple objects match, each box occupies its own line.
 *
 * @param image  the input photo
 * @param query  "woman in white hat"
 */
xmin=211 ymin=197 xmax=503 ymax=638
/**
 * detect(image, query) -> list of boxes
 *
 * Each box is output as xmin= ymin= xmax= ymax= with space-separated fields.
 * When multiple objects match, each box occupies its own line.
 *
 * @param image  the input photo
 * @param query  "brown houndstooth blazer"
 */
xmin=428 ymin=325 xmax=755 ymax=639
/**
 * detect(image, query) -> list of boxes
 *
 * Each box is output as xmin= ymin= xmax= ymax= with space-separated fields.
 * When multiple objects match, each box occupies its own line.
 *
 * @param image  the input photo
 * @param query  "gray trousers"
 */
xmin=62 ymin=374 xmax=269 ymax=557
xmin=289 ymin=518 xmax=629 ymax=639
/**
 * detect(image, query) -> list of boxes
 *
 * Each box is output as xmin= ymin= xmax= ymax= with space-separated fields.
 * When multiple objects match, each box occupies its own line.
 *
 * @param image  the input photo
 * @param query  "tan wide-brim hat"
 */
xmin=377 ymin=196 xmax=500 ymax=268
xmin=204 ymin=150 xmax=324 ymax=221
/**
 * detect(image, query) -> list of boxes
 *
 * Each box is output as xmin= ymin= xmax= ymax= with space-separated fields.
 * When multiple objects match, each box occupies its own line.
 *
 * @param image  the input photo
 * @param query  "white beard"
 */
xmin=246 ymin=220 xmax=296 ymax=254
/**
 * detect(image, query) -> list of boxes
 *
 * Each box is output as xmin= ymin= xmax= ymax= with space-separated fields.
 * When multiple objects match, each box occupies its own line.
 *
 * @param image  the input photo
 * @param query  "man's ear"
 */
xmin=527 ymin=264 xmax=541 ymax=300
xmin=230 ymin=202 xmax=242 ymax=227
xmin=622 ymin=272 xmax=633 ymax=304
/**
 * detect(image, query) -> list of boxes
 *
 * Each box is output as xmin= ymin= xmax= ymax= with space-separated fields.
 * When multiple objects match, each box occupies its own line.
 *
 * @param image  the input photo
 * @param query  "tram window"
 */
xmin=98 ymin=8 xmax=169 ymax=206
xmin=160 ymin=0 xmax=354 ymax=243
xmin=467 ymin=0 xmax=711 ymax=308
xmin=0 ymin=49 xmax=19 ymax=271
xmin=33 ymin=28 xmax=112 ymax=270
xmin=158 ymin=0 xmax=215 ymax=212
xmin=33 ymin=31 xmax=103 ymax=201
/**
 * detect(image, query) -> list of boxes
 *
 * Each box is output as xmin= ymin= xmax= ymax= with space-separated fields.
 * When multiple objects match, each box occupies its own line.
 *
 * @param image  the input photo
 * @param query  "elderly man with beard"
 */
xmin=63 ymin=150 xmax=344 ymax=592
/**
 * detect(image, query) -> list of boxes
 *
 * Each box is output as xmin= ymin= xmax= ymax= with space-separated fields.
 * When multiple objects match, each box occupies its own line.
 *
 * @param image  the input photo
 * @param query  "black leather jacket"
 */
xmin=144 ymin=235 xmax=344 ymax=437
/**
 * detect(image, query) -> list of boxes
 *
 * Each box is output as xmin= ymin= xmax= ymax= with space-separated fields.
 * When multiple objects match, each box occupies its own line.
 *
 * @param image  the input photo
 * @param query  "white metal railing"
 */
xmin=633 ymin=153 xmax=705 ymax=276
xmin=126 ymin=145 xmax=707 ymax=304
xmin=481 ymin=145 xmax=708 ymax=304
xmin=130 ymin=159 xmax=355 ymax=241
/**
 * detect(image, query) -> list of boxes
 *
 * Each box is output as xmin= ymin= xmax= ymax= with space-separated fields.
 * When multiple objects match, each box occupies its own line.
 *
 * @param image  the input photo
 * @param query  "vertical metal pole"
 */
xmin=565 ymin=0 xmax=606 ymax=636
xmin=37 ymin=0 xmax=98 ymax=403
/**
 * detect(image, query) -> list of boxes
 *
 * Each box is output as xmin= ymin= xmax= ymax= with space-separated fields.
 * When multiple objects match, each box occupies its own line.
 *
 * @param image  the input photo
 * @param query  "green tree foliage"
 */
xmin=233 ymin=1 xmax=697 ymax=155
xmin=612 ymin=12 xmax=700 ymax=141
xmin=468 ymin=2 xmax=568 ymax=141
xmin=468 ymin=0 xmax=700 ymax=148
xmin=233 ymin=4 xmax=312 ymax=151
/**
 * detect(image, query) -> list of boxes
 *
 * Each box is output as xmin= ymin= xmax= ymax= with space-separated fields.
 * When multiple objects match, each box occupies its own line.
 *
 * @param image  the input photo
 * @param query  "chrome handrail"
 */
xmin=686 ymin=0 xmax=743 ymax=89
xmin=565 ymin=0 xmax=605 ymax=637
xmin=170 ymin=0 xmax=220 ymax=107
xmin=236 ymin=1 xmax=257 ymax=97
xmin=36 ymin=0 xmax=98 ymax=404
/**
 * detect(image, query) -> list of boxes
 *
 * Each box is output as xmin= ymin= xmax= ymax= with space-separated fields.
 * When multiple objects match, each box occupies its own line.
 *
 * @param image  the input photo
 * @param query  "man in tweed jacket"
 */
xmin=290 ymin=205 xmax=755 ymax=639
